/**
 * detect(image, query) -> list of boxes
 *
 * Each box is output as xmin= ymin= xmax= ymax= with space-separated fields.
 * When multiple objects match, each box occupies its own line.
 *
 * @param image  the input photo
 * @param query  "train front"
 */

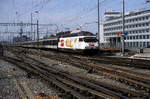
xmin=81 ymin=36 xmax=99 ymax=54
xmin=58 ymin=35 xmax=99 ymax=54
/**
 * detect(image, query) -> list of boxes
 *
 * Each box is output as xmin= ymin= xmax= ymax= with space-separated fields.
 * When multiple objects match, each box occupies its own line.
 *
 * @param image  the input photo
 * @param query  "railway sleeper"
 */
xmin=98 ymin=71 xmax=150 ymax=94
xmin=5 ymin=51 xmax=150 ymax=98
xmin=82 ymin=75 xmax=148 ymax=98
xmin=119 ymin=78 xmax=150 ymax=93
xmin=2 ymin=56 xmax=88 ymax=99
xmin=56 ymin=77 xmax=116 ymax=99
xmin=22 ymin=54 xmax=150 ymax=98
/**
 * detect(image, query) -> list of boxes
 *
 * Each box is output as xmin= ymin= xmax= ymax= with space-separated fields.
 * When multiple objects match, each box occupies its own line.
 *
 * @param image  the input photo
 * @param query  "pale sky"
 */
xmin=0 ymin=0 xmax=149 ymax=40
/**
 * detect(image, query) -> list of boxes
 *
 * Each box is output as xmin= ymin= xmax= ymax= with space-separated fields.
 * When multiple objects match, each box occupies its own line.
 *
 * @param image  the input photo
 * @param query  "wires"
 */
xmin=65 ymin=6 xmax=97 ymax=22
xmin=64 ymin=0 xmax=115 ymax=22
xmin=18 ymin=0 xmax=53 ymax=18
xmin=33 ymin=0 xmax=52 ymax=11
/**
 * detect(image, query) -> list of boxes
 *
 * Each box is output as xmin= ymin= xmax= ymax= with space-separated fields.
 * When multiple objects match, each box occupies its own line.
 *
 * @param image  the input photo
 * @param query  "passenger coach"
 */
xmin=15 ymin=30 xmax=99 ymax=54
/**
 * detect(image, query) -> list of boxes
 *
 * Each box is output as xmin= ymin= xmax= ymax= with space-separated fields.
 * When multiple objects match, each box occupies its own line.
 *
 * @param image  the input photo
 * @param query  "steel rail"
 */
xmin=23 ymin=54 xmax=149 ymax=98
xmin=6 ymin=47 xmax=150 ymax=97
xmin=20 ymin=55 xmax=128 ymax=99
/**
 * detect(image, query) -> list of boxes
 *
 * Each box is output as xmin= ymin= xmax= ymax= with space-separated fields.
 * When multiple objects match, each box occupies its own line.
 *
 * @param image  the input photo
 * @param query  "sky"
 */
xmin=0 ymin=0 xmax=150 ymax=40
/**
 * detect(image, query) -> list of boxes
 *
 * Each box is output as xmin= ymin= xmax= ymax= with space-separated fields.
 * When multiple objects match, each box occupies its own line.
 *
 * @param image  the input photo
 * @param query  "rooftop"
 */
xmin=105 ymin=9 xmax=150 ymax=21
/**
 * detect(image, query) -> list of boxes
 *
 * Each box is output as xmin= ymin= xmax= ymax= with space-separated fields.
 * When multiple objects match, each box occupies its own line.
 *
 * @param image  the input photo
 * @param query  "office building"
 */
xmin=103 ymin=9 xmax=150 ymax=48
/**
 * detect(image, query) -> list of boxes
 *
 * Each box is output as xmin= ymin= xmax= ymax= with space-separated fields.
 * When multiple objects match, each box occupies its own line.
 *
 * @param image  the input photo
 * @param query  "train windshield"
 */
xmin=84 ymin=37 xmax=98 ymax=42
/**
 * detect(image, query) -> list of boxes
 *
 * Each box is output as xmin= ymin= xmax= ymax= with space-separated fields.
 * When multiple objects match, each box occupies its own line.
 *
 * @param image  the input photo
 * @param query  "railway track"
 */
xmin=24 ymin=48 xmax=150 ymax=92
xmin=1 ymin=55 xmax=132 ymax=99
xmin=26 ymin=55 xmax=150 ymax=98
xmin=71 ymin=55 xmax=150 ymax=83
xmin=53 ymin=53 xmax=150 ymax=93
xmin=6 ymin=47 xmax=150 ymax=98
xmin=89 ymin=56 xmax=150 ymax=69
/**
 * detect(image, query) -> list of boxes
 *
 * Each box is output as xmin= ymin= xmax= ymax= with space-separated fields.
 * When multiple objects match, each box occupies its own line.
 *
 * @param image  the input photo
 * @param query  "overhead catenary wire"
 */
xmin=63 ymin=0 xmax=115 ymax=24
xmin=18 ymin=0 xmax=53 ymax=18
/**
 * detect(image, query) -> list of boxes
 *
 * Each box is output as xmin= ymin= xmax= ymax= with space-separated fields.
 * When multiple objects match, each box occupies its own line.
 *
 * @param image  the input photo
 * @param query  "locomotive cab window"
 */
xmin=84 ymin=37 xmax=98 ymax=42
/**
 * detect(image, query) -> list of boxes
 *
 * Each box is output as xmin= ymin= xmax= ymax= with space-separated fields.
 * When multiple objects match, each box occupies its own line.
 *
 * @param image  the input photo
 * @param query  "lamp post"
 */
xmin=97 ymin=0 xmax=100 ymax=46
xmin=30 ymin=13 xmax=33 ymax=40
xmin=121 ymin=0 xmax=125 ymax=55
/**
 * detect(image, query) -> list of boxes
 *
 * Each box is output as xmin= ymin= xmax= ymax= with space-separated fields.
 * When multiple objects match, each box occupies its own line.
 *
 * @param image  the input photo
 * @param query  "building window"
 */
xmin=136 ymin=42 xmax=138 ymax=47
xmin=143 ymin=42 xmax=146 ymax=47
xmin=142 ymin=24 xmax=145 ymax=27
xmin=146 ymin=23 xmax=149 ymax=26
xmin=136 ymin=18 xmax=138 ymax=21
xmin=132 ymin=19 xmax=135 ymax=22
xmin=146 ymin=16 xmax=149 ymax=20
xmin=136 ymin=31 xmax=138 ymax=33
xmin=136 ymin=25 xmax=138 ymax=27
xmin=146 ymin=29 xmax=149 ymax=32
xmin=128 ymin=36 xmax=130 ymax=40
xmin=142 ymin=17 xmax=145 ymax=20
xmin=146 ymin=35 xmax=149 ymax=39
xmin=143 ymin=35 xmax=146 ymax=39
xmin=133 ymin=42 xmax=135 ymax=47
xmin=140 ymin=35 xmax=142 ymax=39
xmin=147 ymin=42 xmax=149 ymax=47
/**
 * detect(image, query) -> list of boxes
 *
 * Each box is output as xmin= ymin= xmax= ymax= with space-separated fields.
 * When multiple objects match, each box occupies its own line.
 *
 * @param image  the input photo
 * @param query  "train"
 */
xmin=14 ymin=31 xmax=99 ymax=54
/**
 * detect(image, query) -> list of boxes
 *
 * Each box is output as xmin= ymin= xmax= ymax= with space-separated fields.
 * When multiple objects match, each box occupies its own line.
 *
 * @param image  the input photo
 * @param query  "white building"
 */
xmin=99 ymin=24 xmax=105 ymax=44
xmin=103 ymin=9 xmax=150 ymax=49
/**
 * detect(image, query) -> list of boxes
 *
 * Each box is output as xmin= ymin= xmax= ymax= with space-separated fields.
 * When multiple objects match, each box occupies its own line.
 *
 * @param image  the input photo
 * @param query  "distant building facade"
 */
xmin=103 ymin=9 xmax=150 ymax=49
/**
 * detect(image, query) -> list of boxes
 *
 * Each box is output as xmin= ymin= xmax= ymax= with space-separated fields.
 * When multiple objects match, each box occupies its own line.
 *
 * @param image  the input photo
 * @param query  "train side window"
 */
xmin=49 ymin=40 xmax=52 ymax=45
xmin=50 ymin=40 xmax=52 ymax=45
xmin=54 ymin=40 xmax=58 ymax=45
xmin=52 ymin=40 xmax=54 ymax=45
xmin=43 ymin=41 xmax=47 ymax=45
